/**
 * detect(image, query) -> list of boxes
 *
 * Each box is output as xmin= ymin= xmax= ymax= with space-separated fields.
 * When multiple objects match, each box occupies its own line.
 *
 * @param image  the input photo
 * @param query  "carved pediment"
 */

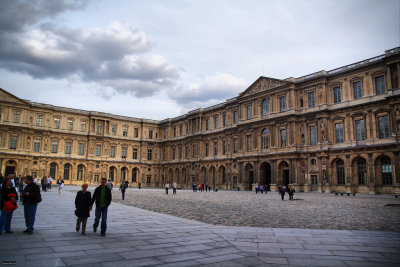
xmin=240 ymin=77 xmax=289 ymax=98
xmin=0 ymin=88 xmax=29 ymax=105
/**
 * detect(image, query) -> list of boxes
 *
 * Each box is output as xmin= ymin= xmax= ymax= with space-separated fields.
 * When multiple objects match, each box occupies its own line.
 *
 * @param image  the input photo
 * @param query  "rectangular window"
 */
xmin=223 ymin=115 xmax=227 ymax=127
xmin=36 ymin=115 xmax=43 ymax=126
xmin=353 ymin=81 xmax=362 ymax=100
xmin=205 ymin=143 xmax=209 ymax=156
xmin=96 ymin=144 xmax=101 ymax=156
xmin=54 ymin=118 xmax=60 ymax=129
xmin=335 ymin=123 xmax=344 ymax=143
xmin=246 ymin=135 xmax=252 ymax=151
xmin=78 ymin=143 xmax=84 ymax=155
xmin=234 ymin=111 xmax=238 ymax=124
xmin=214 ymin=116 xmax=218 ymax=129
xmin=132 ymin=148 xmax=138 ymax=159
xmin=280 ymin=129 xmax=287 ymax=147
xmin=110 ymin=146 xmax=116 ymax=158
xmin=173 ymin=127 xmax=176 ymax=137
xmin=247 ymin=105 xmax=252 ymax=119
xmin=310 ymin=126 xmax=317 ymax=145
xmin=122 ymin=147 xmax=127 ymax=159
xmin=179 ymin=125 xmax=183 ymax=136
xmin=375 ymin=75 xmax=385 ymax=95
xmin=149 ymin=130 xmax=153 ymax=139
xmin=163 ymin=148 xmax=167 ymax=160
xmin=67 ymin=119 xmax=73 ymax=131
xmin=214 ymin=141 xmax=218 ymax=155
xmin=123 ymin=126 xmax=128 ymax=137
xmin=51 ymin=141 xmax=58 ymax=153
xmin=96 ymin=123 xmax=102 ymax=135
xmin=308 ymin=91 xmax=315 ymax=108
xmin=9 ymin=136 xmax=17 ymax=149
xmin=179 ymin=147 xmax=182 ymax=159
xmin=147 ymin=149 xmax=152 ymax=160
xmin=222 ymin=141 xmax=226 ymax=155
xmin=80 ymin=121 xmax=86 ymax=132
xmin=333 ymin=87 xmax=341 ymax=104
xmin=206 ymin=120 xmax=209 ymax=131
xmin=378 ymin=116 xmax=390 ymax=139
xmin=111 ymin=125 xmax=117 ymax=135
xmin=279 ymin=96 xmax=286 ymax=112
xmin=33 ymin=139 xmax=40 ymax=152
xmin=355 ymin=119 xmax=366 ymax=141
xmin=134 ymin=128 xmax=138 ymax=138
xmin=233 ymin=138 xmax=238 ymax=153
xmin=13 ymin=110 xmax=20 ymax=123
xmin=65 ymin=142 xmax=72 ymax=155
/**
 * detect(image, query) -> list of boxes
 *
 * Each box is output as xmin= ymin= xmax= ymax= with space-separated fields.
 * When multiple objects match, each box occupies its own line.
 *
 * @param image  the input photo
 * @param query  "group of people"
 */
xmin=277 ymin=185 xmax=296 ymax=201
xmin=192 ymin=183 xmax=216 ymax=192
xmin=0 ymin=175 xmax=42 ymax=235
xmin=254 ymin=183 xmax=271 ymax=194
xmin=164 ymin=182 xmax=177 ymax=195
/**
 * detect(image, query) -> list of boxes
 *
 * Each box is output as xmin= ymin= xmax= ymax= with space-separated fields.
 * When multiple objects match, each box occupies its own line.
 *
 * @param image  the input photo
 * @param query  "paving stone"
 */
xmin=196 ymin=253 xmax=246 ymax=264
xmin=257 ymin=256 xmax=289 ymax=264
xmin=282 ymin=248 xmax=333 ymax=255
xmin=119 ymin=248 xmax=172 ymax=259
xmin=200 ymin=247 xmax=243 ymax=256
xmin=288 ymin=258 xmax=345 ymax=266
xmin=62 ymin=253 xmax=123 ymax=265
xmin=100 ymin=257 xmax=164 ymax=267
xmin=53 ymin=243 xmax=105 ymax=252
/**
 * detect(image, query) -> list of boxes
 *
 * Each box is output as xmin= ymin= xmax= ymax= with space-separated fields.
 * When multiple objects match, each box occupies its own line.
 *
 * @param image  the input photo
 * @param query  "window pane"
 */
xmin=9 ymin=136 xmax=17 ymax=149
xmin=54 ymin=118 xmax=60 ymax=129
xmin=279 ymin=96 xmax=286 ymax=112
xmin=234 ymin=111 xmax=238 ymax=123
xmin=80 ymin=121 xmax=86 ymax=132
xmin=65 ymin=142 xmax=71 ymax=154
xmin=310 ymin=126 xmax=317 ymax=145
xmin=335 ymin=123 xmax=344 ymax=143
xmin=355 ymin=119 xmax=366 ymax=141
xmin=78 ymin=143 xmax=84 ymax=155
xmin=375 ymin=75 xmax=385 ymax=95
xmin=33 ymin=139 xmax=40 ymax=152
xmin=52 ymin=141 xmax=58 ymax=153
xmin=247 ymin=105 xmax=252 ymax=119
xmin=337 ymin=160 xmax=345 ymax=184
xmin=262 ymin=99 xmax=269 ymax=116
xmin=378 ymin=116 xmax=390 ymax=139
xmin=333 ymin=87 xmax=341 ymax=104
xmin=96 ymin=144 xmax=101 ymax=156
xmin=280 ymin=129 xmax=287 ymax=147
xmin=308 ymin=92 xmax=315 ymax=107
xmin=353 ymin=81 xmax=362 ymax=99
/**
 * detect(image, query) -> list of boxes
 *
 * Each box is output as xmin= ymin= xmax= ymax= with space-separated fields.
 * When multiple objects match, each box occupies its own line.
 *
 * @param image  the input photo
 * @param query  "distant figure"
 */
xmin=173 ymin=181 xmax=177 ymax=195
xmin=57 ymin=177 xmax=64 ymax=193
xmin=41 ymin=176 xmax=48 ymax=192
xmin=260 ymin=185 xmax=264 ymax=193
xmin=119 ymin=180 xmax=128 ymax=200
xmin=278 ymin=185 xmax=282 ymax=195
xmin=281 ymin=185 xmax=286 ymax=201
xmin=288 ymin=186 xmax=295 ymax=201
xmin=165 ymin=183 xmax=169 ymax=195
xmin=75 ymin=183 xmax=91 ymax=235
xmin=138 ymin=182 xmax=141 ymax=189
xmin=106 ymin=179 xmax=113 ymax=190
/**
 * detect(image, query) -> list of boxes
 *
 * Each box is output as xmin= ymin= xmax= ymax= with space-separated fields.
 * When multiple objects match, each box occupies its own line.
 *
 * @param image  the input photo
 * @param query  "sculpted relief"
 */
xmin=243 ymin=78 xmax=288 ymax=97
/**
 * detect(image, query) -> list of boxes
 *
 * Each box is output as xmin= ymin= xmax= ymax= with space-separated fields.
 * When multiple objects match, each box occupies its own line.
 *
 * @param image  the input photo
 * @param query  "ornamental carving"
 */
xmin=243 ymin=78 xmax=288 ymax=97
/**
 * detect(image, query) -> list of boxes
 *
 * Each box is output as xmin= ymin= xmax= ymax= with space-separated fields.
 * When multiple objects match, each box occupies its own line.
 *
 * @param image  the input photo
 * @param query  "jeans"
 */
xmin=0 ymin=209 xmax=14 ymax=232
xmin=173 ymin=188 xmax=176 ymax=195
xmin=76 ymin=217 xmax=88 ymax=233
xmin=24 ymin=204 xmax=38 ymax=231
xmin=165 ymin=188 xmax=168 ymax=195
xmin=121 ymin=190 xmax=125 ymax=200
xmin=93 ymin=206 xmax=108 ymax=234
xmin=281 ymin=193 xmax=285 ymax=201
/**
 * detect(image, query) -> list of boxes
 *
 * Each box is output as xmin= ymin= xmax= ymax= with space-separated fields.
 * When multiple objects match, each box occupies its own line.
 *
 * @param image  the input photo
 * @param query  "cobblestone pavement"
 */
xmin=108 ymin=188 xmax=400 ymax=232
xmin=1 ymin=186 xmax=399 ymax=266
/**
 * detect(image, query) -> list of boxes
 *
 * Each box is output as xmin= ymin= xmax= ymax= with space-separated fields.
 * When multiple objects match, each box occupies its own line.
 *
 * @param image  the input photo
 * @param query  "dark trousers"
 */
xmin=0 ymin=210 xmax=14 ymax=232
xmin=173 ymin=188 xmax=176 ymax=195
xmin=24 ymin=204 xmax=38 ymax=231
xmin=281 ymin=193 xmax=285 ymax=201
xmin=76 ymin=217 xmax=88 ymax=233
xmin=289 ymin=195 xmax=294 ymax=200
xmin=165 ymin=188 xmax=168 ymax=194
xmin=121 ymin=190 xmax=125 ymax=200
xmin=93 ymin=206 xmax=108 ymax=234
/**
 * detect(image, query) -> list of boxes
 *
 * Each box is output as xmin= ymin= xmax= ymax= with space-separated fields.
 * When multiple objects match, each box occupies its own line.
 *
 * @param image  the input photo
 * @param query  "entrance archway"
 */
xmin=278 ymin=161 xmax=289 ymax=186
xmin=245 ymin=163 xmax=254 ymax=190
xmin=259 ymin=162 xmax=271 ymax=186
xmin=5 ymin=160 xmax=17 ymax=176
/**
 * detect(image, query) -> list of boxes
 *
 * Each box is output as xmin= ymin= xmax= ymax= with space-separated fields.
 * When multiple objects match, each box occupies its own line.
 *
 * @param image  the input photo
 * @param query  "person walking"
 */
xmin=0 ymin=177 xmax=19 ymax=234
xmin=75 ymin=183 xmax=91 ymax=235
xmin=255 ymin=183 xmax=259 ymax=194
xmin=172 ymin=181 xmax=177 ymax=195
xmin=19 ymin=177 xmax=25 ymax=203
xmin=281 ymin=185 xmax=286 ymax=201
xmin=106 ymin=179 xmax=113 ymax=190
xmin=41 ymin=176 xmax=47 ymax=192
xmin=165 ymin=182 xmax=169 ymax=195
xmin=57 ymin=177 xmax=64 ymax=193
xmin=260 ymin=184 xmax=264 ymax=193
xmin=288 ymin=186 xmax=295 ymax=201
xmin=278 ymin=185 xmax=282 ymax=195
xmin=23 ymin=176 xmax=41 ymax=235
xmin=90 ymin=178 xmax=112 ymax=236
xmin=119 ymin=180 xmax=128 ymax=200
xmin=48 ymin=176 xmax=52 ymax=190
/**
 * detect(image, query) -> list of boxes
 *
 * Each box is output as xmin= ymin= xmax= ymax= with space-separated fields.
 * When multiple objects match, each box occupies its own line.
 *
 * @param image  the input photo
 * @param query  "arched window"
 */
xmin=64 ymin=164 xmax=71 ymax=180
xmin=222 ymin=167 xmax=226 ymax=184
xmin=109 ymin=166 xmax=116 ymax=182
xmin=381 ymin=157 xmax=392 ymax=185
xmin=336 ymin=160 xmax=345 ymax=185
xmin=261 ymin=128 xmax=270 ymax=150
xmin=132 ymin=168 xmax=137 ymax=182
xmin=121 ymin=167 xmax=127 ymax=181
xmin=357 ymin=158 xmax=367 ymax=185
xmin=262 ymin=99 xmax=269 ymax=116
xmin=77 ymin=164 xmax=84 ymax=181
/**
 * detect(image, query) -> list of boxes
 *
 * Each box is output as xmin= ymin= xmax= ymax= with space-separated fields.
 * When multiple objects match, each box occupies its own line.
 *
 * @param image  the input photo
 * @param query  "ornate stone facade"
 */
xmin=1 ymin=47 xmax=400 ymax=194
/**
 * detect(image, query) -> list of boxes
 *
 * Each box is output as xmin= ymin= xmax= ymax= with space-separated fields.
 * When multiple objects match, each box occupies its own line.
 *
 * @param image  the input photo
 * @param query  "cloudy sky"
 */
xmin=0 ymin=0 xmax=399 ymax=120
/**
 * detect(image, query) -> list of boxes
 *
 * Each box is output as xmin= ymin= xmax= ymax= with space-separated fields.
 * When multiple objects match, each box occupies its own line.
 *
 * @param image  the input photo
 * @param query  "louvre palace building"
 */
xmin=1 ymin=47 xmax=400 ymax=194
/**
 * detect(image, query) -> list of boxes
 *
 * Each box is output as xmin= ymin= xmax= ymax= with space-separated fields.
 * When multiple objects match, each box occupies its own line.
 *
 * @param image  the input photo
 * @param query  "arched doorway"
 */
xmin=168 ymin=168 xmax=173 ymax=183
xmin=259 ymin=162 xmax=271 ymax=186
xmin=245 ymin=163 xmax=254 ymax=190
xmin=109 ymin=166 xmax=116 ymax=182
xmin=201 ymin=166 xmax=207 ymax=184
xmin=77 ymin=164 xmax=85 ymax=181
xmin=278 ymin=161 xmax=289 ymax=187
xmin=49 ymin=162 xmax=58 ymax=178
xmin=132 ymin=168 xmax=138 ymax=183
xmin=5 ymin=160 xmax=17 ymax=176
xmin=174 ymin=168 xmax=180 ymax=184
xmin=182 ymin=168 xmax=187 ymax=185
xmin=218 ymin=165 xmax=226 ymax=185
xmin=210 ymin=166 xmax=216 ymax=185
xmin=121 ymin=167 xmax=128 ymax=182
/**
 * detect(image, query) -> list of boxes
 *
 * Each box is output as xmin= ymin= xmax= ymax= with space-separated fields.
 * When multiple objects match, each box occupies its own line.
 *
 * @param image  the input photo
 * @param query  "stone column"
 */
xmin=368 ymin=153 xmax=375 ymax=194
xmin=345 ymin=155 xmax=351 ymax=194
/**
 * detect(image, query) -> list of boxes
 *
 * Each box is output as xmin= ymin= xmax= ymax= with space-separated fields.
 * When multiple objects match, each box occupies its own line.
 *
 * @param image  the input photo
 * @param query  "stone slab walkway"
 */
xmin=0 ymin=187 xmax=399 ymax=266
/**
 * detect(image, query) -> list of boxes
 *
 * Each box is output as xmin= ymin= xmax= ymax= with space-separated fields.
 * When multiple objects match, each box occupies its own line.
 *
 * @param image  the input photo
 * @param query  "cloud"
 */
xmin=0 ymin=20 xmax=181 ymax=98
xmin=169 ymin=72 xmax=247 ymax=109
xmin=0 ymin=0 xmax=89 ymax=33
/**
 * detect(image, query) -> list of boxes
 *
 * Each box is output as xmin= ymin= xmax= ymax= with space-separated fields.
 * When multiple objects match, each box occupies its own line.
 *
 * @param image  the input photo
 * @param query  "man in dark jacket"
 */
xmin=23 ymin=176 xmax=41 ymax=234
xmin=75 ymin=183 xmax=91 ymax=235
xmin=90 ymin=178 xmax=111 ymax=236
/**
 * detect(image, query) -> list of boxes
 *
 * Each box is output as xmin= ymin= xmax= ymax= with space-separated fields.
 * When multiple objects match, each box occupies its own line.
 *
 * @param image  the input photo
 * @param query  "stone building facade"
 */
xmin=1 ymin=47 xmax=400 ymax=194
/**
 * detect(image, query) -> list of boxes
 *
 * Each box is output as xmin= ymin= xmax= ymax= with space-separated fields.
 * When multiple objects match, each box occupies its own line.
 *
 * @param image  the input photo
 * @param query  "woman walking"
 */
xmin=75 ymin=183 xmax=91 ymax=235
xmin=0 ymin=177 xmax=19 ymax=234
